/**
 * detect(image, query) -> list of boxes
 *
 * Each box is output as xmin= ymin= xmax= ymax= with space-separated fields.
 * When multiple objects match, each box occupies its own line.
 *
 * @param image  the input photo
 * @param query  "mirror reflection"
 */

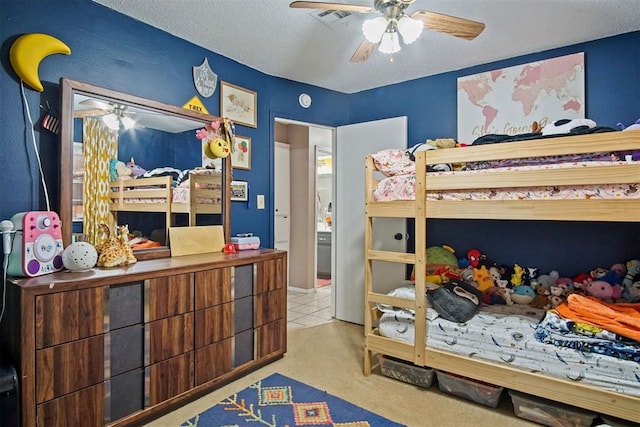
xmin=60 ymin=79 xmax=230 ymax=257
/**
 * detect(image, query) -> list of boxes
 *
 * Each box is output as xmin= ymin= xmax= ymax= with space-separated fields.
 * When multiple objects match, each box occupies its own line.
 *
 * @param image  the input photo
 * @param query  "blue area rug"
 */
xmin=180 ymin=372 xmax=405 ymax=426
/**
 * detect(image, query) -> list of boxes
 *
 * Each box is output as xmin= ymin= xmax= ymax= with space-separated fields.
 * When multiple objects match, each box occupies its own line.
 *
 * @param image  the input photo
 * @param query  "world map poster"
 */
xmin=457 ymin=52 xmax=585 ymax=145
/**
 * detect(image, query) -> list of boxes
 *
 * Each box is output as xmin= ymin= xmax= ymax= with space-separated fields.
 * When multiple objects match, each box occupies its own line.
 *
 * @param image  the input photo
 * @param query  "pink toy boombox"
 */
xmin=5 ymin=211 xmax=64 ymax=277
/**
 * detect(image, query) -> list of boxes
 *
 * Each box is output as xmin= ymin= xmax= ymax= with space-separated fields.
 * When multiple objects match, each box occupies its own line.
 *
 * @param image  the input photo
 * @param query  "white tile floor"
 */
xmin=287 ymin=284 xmax=333 ymax=330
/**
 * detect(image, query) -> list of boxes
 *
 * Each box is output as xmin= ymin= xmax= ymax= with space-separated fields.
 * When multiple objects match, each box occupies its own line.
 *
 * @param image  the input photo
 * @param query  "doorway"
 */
xmin=315 ymin=147 xmax=332 ymax=289
xmin=274 ymin=117 xmax=334 ymax=289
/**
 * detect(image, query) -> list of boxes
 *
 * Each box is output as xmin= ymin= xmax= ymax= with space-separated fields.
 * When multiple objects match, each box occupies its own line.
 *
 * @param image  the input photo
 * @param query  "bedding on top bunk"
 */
xmin=376 ymin=284 xmax=640 ymax=397
xmin=113 ymin=168 xmax=222 ymax=205
xmin=370 ymin=148 xmax=640 ymax=202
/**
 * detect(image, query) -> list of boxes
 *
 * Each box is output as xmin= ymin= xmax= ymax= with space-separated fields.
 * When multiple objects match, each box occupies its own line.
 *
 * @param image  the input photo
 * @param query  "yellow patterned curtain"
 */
xmin=83 ymin=117 xmax=117 ymax=244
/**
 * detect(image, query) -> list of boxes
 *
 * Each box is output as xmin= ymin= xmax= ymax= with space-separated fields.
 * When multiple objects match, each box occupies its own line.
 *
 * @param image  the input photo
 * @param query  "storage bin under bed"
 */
xmin=436 ymin=370 xmax=504 ymax=408
xmin=378 ymin=355 xmax=434 ymax=389
xmin=509 ymin=390 xmax=597 ymax=427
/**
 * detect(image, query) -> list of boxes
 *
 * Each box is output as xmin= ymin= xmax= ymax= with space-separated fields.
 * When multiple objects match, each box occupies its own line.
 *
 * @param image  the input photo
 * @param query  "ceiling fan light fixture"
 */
xmin=378 ymin=31 xmax=400 ymax=55
xmin=362 ymin=16 xmax=387 ymax=43
xmin=120 ymin=115 xmax=136 ymax=130
xmin=103 ymin=113 xmax=120 ymax=130
xmin=397 ymin=15 xmax=423 ymax=44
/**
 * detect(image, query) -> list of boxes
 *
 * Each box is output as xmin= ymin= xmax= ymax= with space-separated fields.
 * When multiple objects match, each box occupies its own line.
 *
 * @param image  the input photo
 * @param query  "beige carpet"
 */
xmin=145 ymin=320 xmax=538 ymax=426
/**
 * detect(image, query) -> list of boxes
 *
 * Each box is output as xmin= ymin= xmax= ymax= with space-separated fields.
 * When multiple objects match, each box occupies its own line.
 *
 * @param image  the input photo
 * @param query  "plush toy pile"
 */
xmin=420 ymin=245 xmax=640 ymax=308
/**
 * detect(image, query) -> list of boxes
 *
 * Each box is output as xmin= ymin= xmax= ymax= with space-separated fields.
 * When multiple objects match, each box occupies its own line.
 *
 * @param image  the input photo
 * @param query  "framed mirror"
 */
xmin=59 ymin=78 xmax=231 ymax=259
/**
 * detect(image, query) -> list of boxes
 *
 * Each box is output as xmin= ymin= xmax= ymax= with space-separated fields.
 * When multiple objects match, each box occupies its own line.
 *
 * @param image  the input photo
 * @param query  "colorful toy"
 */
xmin=585 ymin=280 xmax=622 ymax=303
xmin=530 ymin=285 xmax=551 ymax=309
xmin=623 ymin=273 xmax=640 ymax=302
xmin=536 ymin=270 xmax=559 ymax=288
xmin=95 ymin=224 xmax=137 ymax=268
xmin=622 ymin=260 xmax=640 ymax=301
xmin=511 ymin=285 xmax=535 ymax=305
xmin=511 ymin=264 xmax=524 ymax=286
xmin=617 ymin=118 xmax=640 ymax=131
xmin=197 ymin=120 xmax=232 ymax=159
xmin=473 ymin=265 xmax=494 ymax=292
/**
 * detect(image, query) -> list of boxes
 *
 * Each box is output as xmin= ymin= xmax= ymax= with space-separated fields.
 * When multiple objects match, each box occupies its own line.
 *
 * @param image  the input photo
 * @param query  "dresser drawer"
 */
xmin=36 ymin=335 xmax=104 ymax=403
xmin=146 ymin=312 xmax=194 ymax=365
xmin=195 ymin=303 xmax=232 ymax=349
xmin=195 ymin=268 xmax=232 ymax=309
xmin=36 ymin=383 xmax=104 ymax=427
xmin=35 ymin=288 xmax=104 ymax=349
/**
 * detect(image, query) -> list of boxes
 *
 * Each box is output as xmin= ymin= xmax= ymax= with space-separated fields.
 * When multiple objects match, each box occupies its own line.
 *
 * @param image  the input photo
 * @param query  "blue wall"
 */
xmin=0 ymin=0 xmax=350 ymax=246
xmin=1 ymin=1 xmax=638 ymax=274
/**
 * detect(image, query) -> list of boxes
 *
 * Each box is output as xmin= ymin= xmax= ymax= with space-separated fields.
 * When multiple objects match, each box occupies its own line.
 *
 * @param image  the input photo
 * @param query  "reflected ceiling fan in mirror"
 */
xmin=290 ymin=0 xmax=485 ymax=62
xmin=75 ymin=98 xmax=137 ymax=130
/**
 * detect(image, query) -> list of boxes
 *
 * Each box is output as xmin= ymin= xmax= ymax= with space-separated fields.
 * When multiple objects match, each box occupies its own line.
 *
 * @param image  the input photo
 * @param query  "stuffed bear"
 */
xmin=530 ymin=285 xmax=551 ymax=309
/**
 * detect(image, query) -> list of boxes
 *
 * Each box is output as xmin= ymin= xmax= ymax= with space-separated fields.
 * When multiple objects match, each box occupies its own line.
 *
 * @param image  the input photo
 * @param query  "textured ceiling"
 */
xmin=93 ymin=0 xmax=640 ymax=94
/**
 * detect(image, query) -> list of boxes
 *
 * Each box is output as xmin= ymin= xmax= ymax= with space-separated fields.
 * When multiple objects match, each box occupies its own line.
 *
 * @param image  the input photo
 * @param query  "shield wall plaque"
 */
xmin=193 ymin=58 xmax=218 ymax=98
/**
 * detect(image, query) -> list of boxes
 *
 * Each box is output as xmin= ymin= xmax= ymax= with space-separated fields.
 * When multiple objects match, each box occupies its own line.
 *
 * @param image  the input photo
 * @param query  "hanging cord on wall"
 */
xmin=20 ymin=81 xmax=51 ymax=211
xmin=0 ymin=252 xmax=10 ymax=324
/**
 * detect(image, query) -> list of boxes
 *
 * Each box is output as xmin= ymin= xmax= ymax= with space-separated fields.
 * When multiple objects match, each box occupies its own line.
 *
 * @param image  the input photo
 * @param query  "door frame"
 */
xmin=272 ymin=114 xmax=336 ymax=312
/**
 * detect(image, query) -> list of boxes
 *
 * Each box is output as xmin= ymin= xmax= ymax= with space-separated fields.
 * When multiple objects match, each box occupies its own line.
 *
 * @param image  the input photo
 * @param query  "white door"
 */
xmin=334 ymin=116 xmax=408 ymax=324
xmin=274 ymin=142 xmax=290 ymax=259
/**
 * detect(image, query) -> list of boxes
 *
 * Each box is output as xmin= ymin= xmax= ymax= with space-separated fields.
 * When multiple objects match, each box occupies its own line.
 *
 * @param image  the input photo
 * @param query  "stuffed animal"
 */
xmin=126 ymin=158 xmax=147 ymax=177
xmin=511 ymin=264 xmax=524 ymax=286
xmin=530 ymin=285 xmax=551 ymax=309
xmin=623 ymin=273 xmax=640 ymax=302
xmin=511 ymin=285 xmax=535 ymax=305
xmin=197 ymin=120 xmax=232 ymax=159
xmin=536 ymin=270 xmax=559 ymax=288
xmin=489 ymin=266 xmax=509 ymax=288
xmin=473 ymin=265 xmax=495 ymax=292
xmin=572 ymin=273 xmax=592 ymax=291
xmin=483 ymin=286 xmax=510 ymax=305
xmin=622 ymin=260 xmax=640 ymax=301
xmin=95 ymin=224 xmax=137 ymax=268
xmin=585 ymin=280 xmax=622 ymax=303
xmin=617 ymin=118 xmax=640 ymax=131
xmin=598 ymin=264 xmax=626 ymax=285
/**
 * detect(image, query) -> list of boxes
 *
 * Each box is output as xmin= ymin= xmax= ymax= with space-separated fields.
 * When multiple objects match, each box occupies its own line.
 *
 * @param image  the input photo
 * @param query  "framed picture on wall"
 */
xmin=220 ymin=81 xmax=257 ymax=128
xmin=230 ymin=180 xmax=249 ymax=202
xmin=231 ymin=135 xmax=251 ymax=170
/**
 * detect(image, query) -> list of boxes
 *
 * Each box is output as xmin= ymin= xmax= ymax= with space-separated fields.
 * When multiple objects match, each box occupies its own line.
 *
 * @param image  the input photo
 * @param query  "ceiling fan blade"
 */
xmin=289 ymin=1 xmax=374 ymax=13
xmin=350 ymin=39 xmax=376 ymax=63
xmin=411 ymin=10 xmax=485 ymax=40
xmin=73 ymin=109 xmax=108 ymax=118
xmin=79 ymin=98 xmax=114 ymax=111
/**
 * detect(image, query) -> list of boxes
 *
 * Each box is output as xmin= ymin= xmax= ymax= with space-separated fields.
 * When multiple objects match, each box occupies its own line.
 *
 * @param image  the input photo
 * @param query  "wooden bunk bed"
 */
xmin=363 ymin=129 xmax=640 ymax=423
xmin=109 ymin=172 xmax=222 ymax=235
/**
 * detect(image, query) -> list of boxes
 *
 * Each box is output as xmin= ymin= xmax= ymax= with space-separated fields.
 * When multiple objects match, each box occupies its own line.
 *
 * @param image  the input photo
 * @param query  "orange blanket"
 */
xmin=555 ymin=294 xmax=640 ymax=342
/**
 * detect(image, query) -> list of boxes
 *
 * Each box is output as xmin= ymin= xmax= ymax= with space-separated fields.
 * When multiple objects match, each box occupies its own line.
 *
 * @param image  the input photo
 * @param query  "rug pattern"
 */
xmin=180 ymin=373 xmax=404 ymax=427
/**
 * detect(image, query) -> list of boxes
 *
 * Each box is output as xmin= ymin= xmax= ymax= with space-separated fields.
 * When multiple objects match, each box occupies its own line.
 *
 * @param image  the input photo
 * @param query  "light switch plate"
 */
xmin=257 ymin=194 xmax=265 ymax=209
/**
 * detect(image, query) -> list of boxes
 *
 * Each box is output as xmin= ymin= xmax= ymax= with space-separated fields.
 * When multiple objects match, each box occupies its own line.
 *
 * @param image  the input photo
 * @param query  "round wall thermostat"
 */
xmin=299 ymin=93 xmax=312 ymax=108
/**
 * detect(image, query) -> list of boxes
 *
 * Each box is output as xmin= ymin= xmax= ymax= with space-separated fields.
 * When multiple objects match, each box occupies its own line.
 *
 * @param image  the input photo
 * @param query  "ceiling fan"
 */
xmin=290 ymin=0 xmax=485 ymax=62
xmin=75 ymin=98 xmax=138 ymax=130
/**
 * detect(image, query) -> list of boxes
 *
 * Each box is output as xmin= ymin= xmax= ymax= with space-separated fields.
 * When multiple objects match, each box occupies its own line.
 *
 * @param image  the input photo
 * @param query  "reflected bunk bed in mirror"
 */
xmin=59 ymin=78 xmax=231 ymax=259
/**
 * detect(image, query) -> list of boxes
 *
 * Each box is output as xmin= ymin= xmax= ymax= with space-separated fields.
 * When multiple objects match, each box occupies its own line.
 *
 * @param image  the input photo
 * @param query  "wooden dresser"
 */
xmin=0 ymin=249 xmax=287 ymax=427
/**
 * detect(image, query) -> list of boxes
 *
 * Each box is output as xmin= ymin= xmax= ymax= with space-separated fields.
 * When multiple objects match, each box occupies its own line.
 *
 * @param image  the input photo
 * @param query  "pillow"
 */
xmin=427 ymin=280 xmax=481 ymax=323
xmin=370 ymin=149 xmax=415 ymax=177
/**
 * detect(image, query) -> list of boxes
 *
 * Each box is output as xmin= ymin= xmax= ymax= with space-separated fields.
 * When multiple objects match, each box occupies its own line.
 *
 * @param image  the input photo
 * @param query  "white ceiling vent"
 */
xmin=310 ymin=9 xmax=358 ymax=28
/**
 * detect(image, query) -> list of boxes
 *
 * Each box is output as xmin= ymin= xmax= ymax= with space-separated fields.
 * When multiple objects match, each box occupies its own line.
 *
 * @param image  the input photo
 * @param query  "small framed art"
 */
xmin=230 ymin=180 xmax=249 ymax=202
xmin=220 ymin=81 xmax=257 ymax=128
xmin=231 ymin=135 xmax=251 ymax=170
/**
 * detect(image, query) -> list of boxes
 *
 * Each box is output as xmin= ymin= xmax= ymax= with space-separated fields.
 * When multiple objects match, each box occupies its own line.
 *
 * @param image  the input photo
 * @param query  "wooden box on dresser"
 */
xmin=0 ymin=249 xmax=287 ymax=427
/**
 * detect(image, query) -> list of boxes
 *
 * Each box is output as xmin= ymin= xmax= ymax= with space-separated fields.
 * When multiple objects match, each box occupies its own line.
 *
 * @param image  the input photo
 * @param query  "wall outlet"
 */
xmin=257 ymin=194 xmax=265 ymax=209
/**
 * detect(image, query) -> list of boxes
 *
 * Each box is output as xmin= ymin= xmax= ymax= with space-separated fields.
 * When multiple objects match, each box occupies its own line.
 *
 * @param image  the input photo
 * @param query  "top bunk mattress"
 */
xmin=372 ymin=160 xmax=639 ymax=202
xmin=369 ymin=131 xmax=640 ymax=203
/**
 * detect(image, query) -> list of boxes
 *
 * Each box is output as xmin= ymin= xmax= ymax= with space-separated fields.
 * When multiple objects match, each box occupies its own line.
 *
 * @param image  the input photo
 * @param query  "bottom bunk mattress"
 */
xmin=378 ymin=302 xmax=640 ymax=397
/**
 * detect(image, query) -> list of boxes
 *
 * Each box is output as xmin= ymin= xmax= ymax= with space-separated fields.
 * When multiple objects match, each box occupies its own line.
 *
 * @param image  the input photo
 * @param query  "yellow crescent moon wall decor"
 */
xmin=9 ymin=33 xmax=71 ymax=92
